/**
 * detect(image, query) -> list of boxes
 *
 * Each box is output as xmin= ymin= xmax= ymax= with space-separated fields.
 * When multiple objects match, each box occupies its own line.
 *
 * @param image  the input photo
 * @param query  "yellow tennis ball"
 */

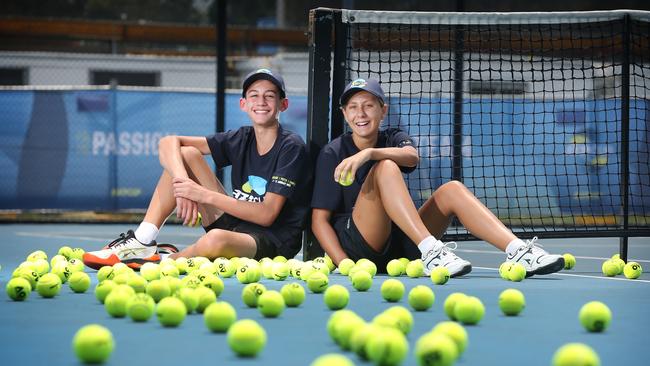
xmin=386 ymin=259 xmax=406 ymax=276
xmin=431 ymin=321 xmax=469 ymax=354
xmin=26 ymin=250 xmax=48 ymax=262
xmin=579 ymin=301 xmax=611 ymax=332
xmin=280 ymin=282 xmax=306 ymax=307
xmin=204 ymin=301 xmax=237 ymax=332
xmin=69 ymin=272 xmax=92 ymax=293
xmin=623 ymin=261 xmax=642 ymax=279
xmin=454 ymin=296 xmax=485 ymax=325
xmin=408 ymin=285 xmax=435 ymax=311
xmin=216 ymin=259 xmax=236 ymax=278
xmin=498 ymin=288 xmax=526 ymax=316
xmin=105 ymin=289 xmax=131 ymax=318
xmin=307 ymin=271 xmax=329 ymax=293
xmin=356 ymin=259 xmax=377 ymax=277
xmin=508 ymin=263 xmax=526 ymax=282
xmin=499 ymin=262 xmax=513 ymax=280
xmin=563 ymin=253 xmax=576 ymax=270
xmin=552 ymin=343 xmax=601 ymax=366
xmin=72 ymin=324 xmax=114 ymax=364
xmin=351 ymin=270 xmax=372 ymax=292
xmin=94 ymin=280 xmax=116 ymax=303
xmin=601 ymin=260 xmax=619 ymax=277
xmin=97 ymin=266 xmax=116 ymax=282
xmin=127 ymin=275 xmax=147 ymax=293
xmin=227 ymin=319 xmax=267 ymax=357
xmin=323 ymin=284 xmax=350 ymax=310
xmin=257 ymin=290 xmax=286 ymax=318
xmin=145 ymin=279 xmax=171 ymax=303
xmin=611 ymin=258 xmax=625 ymax=275
xmin=430 ymin=266 xmax=450 ymax=285
xmin=415 ymin=332 xmax=459 ymax=366
xmin=365 ymin=327 xmax=409 ymax=366
xmin=36 ymin=273 xmax=63 ymax=298
xmin=6 ymin=277 xmax=32 ymax=301
xmin=242 ymin=283 xmax=267 ymax=308
xmin=127 ymin=293 xmax=155 ymax=322
xmin=405 ymin=260 xmax=425 ymax=278
xmin=272 ymin=261 xmax=290 ymax=281
xmin=337 ymin=258 xmax=355 ymax=275
xmin=444 ymin=292 xmax=468 ymax=321
xmin=338 ymin=171 xmax=354 ymax=186
xmin=195 ymin=286 xmax=217 ymax=313
xmin=384 ymin=305 xmax=414 ymax=334
xmin=156 ymin=297 xmax=187 ymax=327
xmin=380 ymin=279 xmax=405 ymax=302
xmin=311 ymin=354 xmax=355 ymax=366
xmin=189 ymin=212 xmax=202 ymax=227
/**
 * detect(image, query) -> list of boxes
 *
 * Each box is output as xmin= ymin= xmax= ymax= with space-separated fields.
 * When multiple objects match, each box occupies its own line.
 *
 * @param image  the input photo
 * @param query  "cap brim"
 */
xmin=242 ymin=74 xmax=286 ymax=98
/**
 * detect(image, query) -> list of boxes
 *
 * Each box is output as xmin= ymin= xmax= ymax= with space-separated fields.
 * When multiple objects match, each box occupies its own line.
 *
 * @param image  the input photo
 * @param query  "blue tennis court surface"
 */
xmin=1 ymin=224 xmax=649 ymax=365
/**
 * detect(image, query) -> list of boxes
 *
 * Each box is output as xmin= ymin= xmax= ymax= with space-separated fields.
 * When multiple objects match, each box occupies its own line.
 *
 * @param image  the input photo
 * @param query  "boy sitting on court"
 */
xmin=84 ymin=69 xmax=311 ymax=269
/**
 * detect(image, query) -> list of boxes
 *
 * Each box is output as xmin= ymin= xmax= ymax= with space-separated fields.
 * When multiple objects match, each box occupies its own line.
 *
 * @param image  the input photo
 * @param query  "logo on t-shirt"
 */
xmin=233 ymin=175 xmax=267 ymax=202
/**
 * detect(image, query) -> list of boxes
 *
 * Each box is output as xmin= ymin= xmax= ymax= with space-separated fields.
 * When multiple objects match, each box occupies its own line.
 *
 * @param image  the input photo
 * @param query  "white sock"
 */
xmin=506 ymin=239 xmax=526 ymax=255
xmin=417 ymin=236 xmax=441 ymax=255
xmin=134 ymin=222 xmax=159 ymax=244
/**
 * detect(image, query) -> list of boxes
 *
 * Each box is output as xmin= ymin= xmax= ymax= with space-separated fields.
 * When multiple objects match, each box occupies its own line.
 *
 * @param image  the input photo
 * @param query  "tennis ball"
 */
xmin=146 ymin=279 xmax=171 ymax=302
xmin=97 ymin=266 xmax=116 ymax=282
xmin=163 ymin=276 xmax=181 ymax=295
xmin=280 ymin=282 xmax=306 ymax=307
xmin=312 ymin=261 xmax=331 ymax=276
xmin=32 ymin=258 xmax=50 ymax=276
xmin=300 ymin=261 xmax=318 ymax=281
xmin=159 ymin=263 xmax=180 ymax=278
xmin=563 ymin=253 xmax=576 ymax=269
xmin=180 ymin=275 xmax=201 ymax=289
xmin=431 ymin=321 xmax=469 ymax=354
xmin=258 ymin=290 xmax=286 ymax=318
xmin=94 ymin=280 xmax=116 ymax=303
xmin=189 ymin=212 xmax=202 ymax=227
xmin=27 ymin=250 xmax=48 ymax=262
xmin=408 ymin=285 xmax=435 ymax=311
xmin=50 ymin=254 xmax=68 ymax=267
xmin=175 ymin=287 xmax=199 ymax=313
xmin=338 ymin=258 xmax=355 ymax=275
xmin=272 ymin=261 xmax=290 ymax=281
xmin=310 ymin=354 xmax=355 ymax=366
xmin=623 ymin=261 xmax=643 ymax=279
xmin=204 ymin=301 xmax=237 ymax=332
xmin=36 ymin=273 xmax=63 ymax=298
xmin=242 ymin=283 xmax=267 ymax=307
xmin=273 ymin=255 xmax=288 ymax=263
xmin=499 ymin=288 xmax=526 ymax=316
xmin=338 ymin=171 xmax=354 ymax=186
xmin=499 ymin=262 xmax=514 ymax=280
xmin=579 ymin=301 xmax=611 ymax=332
xmin=454 ymin=296 xmax=485 ymax=325
xmin=430 ymin=266 xmax=450 ymax=285
xmin=127 ymin=293 xmax=155 ymax=322
xmin=372 ymin=312 xmax=401 ymax=330
xmin=601 ymin=260 xmax=618 ymax=277
xmin=70 ymin=248 xmax=85 ymax=260
xmin=415 ymin=332 xmax=459 ymax=366
xmin=126 ymin=275 xmax=147 ymax=293
xmin=58 ymin=246 xmax=74 ymax=259
xmin=227 ymin=319 xmax=267 ymax=357
xmin=552 ymin=343 xmax=601 ymax=366
xmin=307 ymin=271 xmax=329 ymax=293
xmin=260 ymin=258 xmax=274 ymax=279
xmin=347 ymin=265 xmax=364 ymax=279
xmin=384 ymin=305 xmax=414 ymax=334
xmin=68 ymin=258 xmax=85 ymax=273
xmin=351 ymin=270 xmax=372 ymax=291
xmin=334 ymin=315 xmax=366 ymax=350
xmin=13 ymin=267 xmax=39 ymax=289
xmin=216 ymin=259 xmax=236 ymax=278
xmin=508 ymin=263 xmax=526 ymax=282
xmin=69 ymin=271 xmax=91 ymax=293
xmin=327 ymin=310 xmax=362 ymax=343
xmin=199 ymin=274 xmax=223 ymax=297
xmin=365 ymin=327 xmax=409 ymax=366
xmin=156 ymin=296 xmax=187 ymax=327
xmin=195 ymin=286 xmax=217 ymax=313
xmin=356 ymin=259 xmax=377 ymax=277
xmin=236 ymin=264 xmax=258 ymax=284
xmin=52 ymin=262 xmax=72 ymax=283
xmin=444 ymin=292 xmax=468 ymax=320
xmin=386 ymin=259 xmax=406 ymax=276
xmin=323 ymin=255 xmax=336 ymax=272
xmin=72 ymin=324 xmax=114 ymax=364
xmin=199 ymin=262 xmax=218 ymax=275
xmin=113 ymin=273 xmax=129 ymax=285
xmin=6 ymin=277 xmax=32 ymax=301
xmin=112 ymin=284 xmax=136 ymax=298
xmin=405 ymin=259 xmax=424 ymax=278
xmin=350 ymin=324 xmax=381 ymax=359
xmin=105 ymin=290 xmax=131 ymax=317
xmin=324 ymin=284 xmax=350 ymax=310
xmin=381 ymin=279 xmax=405 ymax=302
xmin=611 ymin=258 xmax=625 ymax=275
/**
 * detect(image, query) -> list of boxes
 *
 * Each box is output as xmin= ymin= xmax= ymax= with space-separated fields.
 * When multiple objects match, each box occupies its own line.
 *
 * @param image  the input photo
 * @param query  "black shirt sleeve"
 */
xmin=266 ymin=137 xmax=309 ymax=198
xmin=206 ymin=129 xmax=246 ymax=169
xmin=386 ymin=128 xmax=417 ymax=174
xmin=311 ymin=146 xmax=342 ymax=211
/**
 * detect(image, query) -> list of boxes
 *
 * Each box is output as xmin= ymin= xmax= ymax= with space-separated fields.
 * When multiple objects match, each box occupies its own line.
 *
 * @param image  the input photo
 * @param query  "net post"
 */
xmin=215 ymin=0 xmax=227 ymax=183
xmin=619 ymin=13 xmax=631 ymax=262
xmin=452 ymin=25 xmax=465 ymax=182
xmin=304 ymin=8 xmax=334 ymax=260
xmin=330 ymin=9 xmax=348 ymax=140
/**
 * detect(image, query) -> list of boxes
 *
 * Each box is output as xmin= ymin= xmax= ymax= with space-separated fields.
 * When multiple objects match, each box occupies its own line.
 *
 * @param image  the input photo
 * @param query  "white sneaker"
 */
xmin=422 ymin=241 xmax=472 ymax=277
xmin=506 ymin=237 xmax=565 ymax=277
xmin=83 ymin=230 xmax=160 ymax=270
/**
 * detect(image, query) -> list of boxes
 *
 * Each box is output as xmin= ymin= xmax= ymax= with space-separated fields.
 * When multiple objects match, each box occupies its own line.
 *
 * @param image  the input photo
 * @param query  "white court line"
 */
xmin=456 ymin=248 xmax=650 ymax=264
xmin=473 ymin=266 xmax=650 ymax=284
xmin=15 ymin=231 xmax=108 ymax=243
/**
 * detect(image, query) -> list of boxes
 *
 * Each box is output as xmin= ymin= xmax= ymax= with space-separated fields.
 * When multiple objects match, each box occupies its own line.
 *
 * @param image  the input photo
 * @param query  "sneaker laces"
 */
xmin=440 ymin=241 xmax=460 ymax=259
xmin=524 ymin=236 xmax=548 ymax=254
xmin=105 ymin=231 xmax=130 ymax=249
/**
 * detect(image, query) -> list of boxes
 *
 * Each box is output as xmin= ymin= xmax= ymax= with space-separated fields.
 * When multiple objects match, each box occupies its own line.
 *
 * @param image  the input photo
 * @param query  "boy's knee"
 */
xmin=439 ymin=180 xmax=467 ymax=195
xmin=373 ymin=159 xmax=401 ymax=175
xmin=180 ymin=146 xmax=203 ymax=163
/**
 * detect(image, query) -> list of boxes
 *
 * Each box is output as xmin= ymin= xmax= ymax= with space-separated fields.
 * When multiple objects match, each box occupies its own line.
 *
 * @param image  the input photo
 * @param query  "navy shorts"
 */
xmin=204 ymin=214 xmax=277 ymax=260
xmin=333 ymin=215 xmax=420 ymax=273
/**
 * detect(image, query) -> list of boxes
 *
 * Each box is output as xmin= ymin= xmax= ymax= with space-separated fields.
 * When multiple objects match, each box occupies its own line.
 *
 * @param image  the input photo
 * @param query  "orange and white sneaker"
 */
xmin=83 ymin=230 xmax=160 ymax=270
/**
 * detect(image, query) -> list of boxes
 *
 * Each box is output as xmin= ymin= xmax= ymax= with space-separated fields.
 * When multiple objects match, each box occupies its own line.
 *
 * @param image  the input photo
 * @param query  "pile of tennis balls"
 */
xmin=601 ymin=253 xmax=643 ymax=279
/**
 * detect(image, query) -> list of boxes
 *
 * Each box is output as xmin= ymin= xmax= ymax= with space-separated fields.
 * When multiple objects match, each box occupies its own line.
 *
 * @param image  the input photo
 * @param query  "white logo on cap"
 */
xmin=351 ymin=78 xmax=367 ymax=88
xmin=256 ymin=68 xmax=273 ymax=75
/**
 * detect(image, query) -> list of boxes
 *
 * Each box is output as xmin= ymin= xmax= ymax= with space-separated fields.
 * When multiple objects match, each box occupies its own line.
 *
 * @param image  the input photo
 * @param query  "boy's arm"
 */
xmin=158 ymin=135 xmax=211 ymax=179
xmin=311 ymin=208 xmax=349 ymax=265
xmin=333 ymin=145 xmax=418 ymax=183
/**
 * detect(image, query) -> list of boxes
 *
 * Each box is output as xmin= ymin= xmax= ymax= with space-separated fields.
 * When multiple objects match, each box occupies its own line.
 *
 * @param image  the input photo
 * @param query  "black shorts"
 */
xmin=333 ymin=215 xmax=420 ymax=273
xmin=203 ymin=214 xmax=277 ymax=260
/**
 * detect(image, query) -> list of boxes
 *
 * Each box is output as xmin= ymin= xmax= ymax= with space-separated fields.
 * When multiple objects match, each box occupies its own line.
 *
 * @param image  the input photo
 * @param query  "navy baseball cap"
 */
xmin=242 ymin=68 xmax=286 ymax=98
xmin=339 ymin=78 xmax=386 ymax=107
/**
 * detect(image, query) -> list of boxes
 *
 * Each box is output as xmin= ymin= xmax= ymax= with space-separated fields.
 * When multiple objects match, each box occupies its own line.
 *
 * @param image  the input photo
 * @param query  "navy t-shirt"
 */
xmin=206 ymin=125 xmax=311 ymax=256
xmin=311 ymin=128 xmax=415 ymax=219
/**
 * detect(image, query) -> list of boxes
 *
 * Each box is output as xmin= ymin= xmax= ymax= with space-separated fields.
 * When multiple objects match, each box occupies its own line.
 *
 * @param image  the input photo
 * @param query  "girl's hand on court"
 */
xmin=334 ymin=149 xmax=371 ymax=183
